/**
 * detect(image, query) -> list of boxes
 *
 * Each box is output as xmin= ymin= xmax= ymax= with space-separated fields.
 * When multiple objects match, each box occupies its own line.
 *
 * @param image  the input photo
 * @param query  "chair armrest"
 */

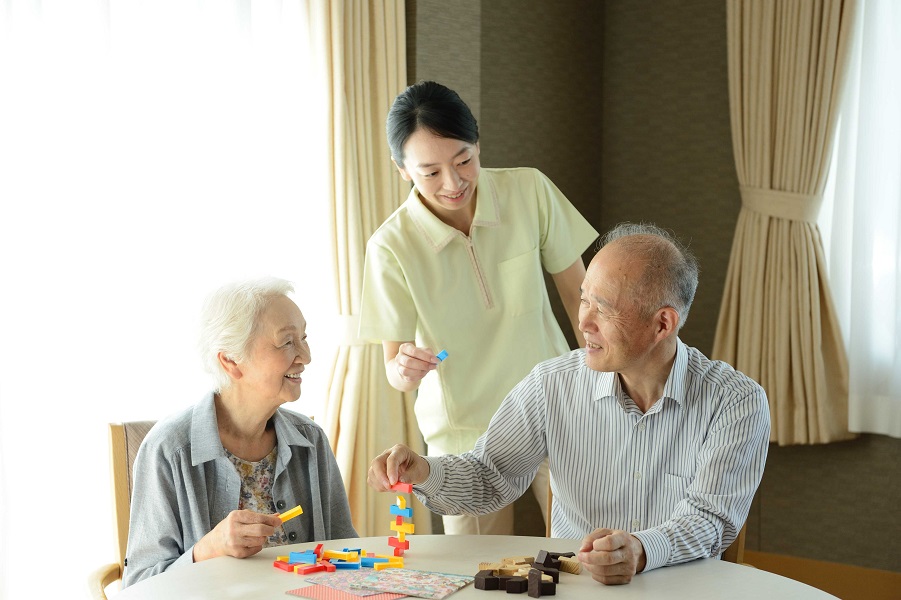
xmin=87 ymin=562 xmax=121 ymax=600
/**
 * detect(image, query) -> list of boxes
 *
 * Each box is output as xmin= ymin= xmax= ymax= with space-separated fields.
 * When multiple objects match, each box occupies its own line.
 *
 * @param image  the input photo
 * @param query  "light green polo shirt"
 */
xmin=359 ymin=167 xmax=598 ymax=455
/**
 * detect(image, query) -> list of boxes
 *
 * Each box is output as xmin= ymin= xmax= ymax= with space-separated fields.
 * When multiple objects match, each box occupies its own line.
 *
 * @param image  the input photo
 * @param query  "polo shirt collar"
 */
xmin=405 ymin=173 xmax=501 ymax=252
xmin=189 ymin=391 xmax=314 ymax=467
xmin=587 ymin=339 xmax=689 ymax=410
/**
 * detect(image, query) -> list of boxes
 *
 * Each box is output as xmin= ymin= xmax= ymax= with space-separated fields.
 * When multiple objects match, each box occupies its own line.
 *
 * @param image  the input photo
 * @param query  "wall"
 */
xmin=407 ymin=0 xmax=901 ymax=572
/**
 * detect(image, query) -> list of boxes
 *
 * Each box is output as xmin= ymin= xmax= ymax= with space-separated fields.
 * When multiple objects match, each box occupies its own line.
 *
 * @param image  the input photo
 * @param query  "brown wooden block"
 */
xmin=527 ymin=569 xmax=543 ymax=598
xmin=529 ymin=564 xmax=559 ymax=583
xmin=474 ymin=571 xmax=499 ymax=591
xmin=540 ymin=581 xmax=556 ymax=596
xmin=505 ymin=576 xmax=528 ymax=594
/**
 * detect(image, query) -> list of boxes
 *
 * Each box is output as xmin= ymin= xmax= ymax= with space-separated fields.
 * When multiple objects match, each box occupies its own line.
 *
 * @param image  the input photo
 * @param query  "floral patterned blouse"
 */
xmin=225 ymin=446 xmax=288 ymax=546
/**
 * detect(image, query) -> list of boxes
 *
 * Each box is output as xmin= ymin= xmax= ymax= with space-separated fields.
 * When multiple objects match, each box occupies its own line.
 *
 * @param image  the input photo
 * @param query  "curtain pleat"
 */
xmin=308 ymin=0 xmax=431 ymax=536
xmin=713 ymin=0 xmax=859 ymax=445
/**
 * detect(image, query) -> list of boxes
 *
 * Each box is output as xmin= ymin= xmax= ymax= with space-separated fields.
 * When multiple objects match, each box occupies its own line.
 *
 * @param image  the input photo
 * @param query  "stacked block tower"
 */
xmin=389 ymin=482 xmax=414 ymax=556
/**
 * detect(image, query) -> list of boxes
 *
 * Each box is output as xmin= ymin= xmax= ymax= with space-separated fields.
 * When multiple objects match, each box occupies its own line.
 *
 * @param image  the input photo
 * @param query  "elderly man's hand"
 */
xmin=367 ymin=443 xmax=430 ymax=492
xmin=577 ymin=528 xmax=646 ymax=585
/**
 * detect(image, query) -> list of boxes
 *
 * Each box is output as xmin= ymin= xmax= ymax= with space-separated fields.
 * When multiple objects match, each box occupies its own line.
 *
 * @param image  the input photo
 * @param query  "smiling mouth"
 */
xmin=586 ymin=342 xmax=601 ymax=350
xmin=285 ymin=373 xmax=302 ymax=380
xmin=444 ymin=189 xmax=465 ymax=200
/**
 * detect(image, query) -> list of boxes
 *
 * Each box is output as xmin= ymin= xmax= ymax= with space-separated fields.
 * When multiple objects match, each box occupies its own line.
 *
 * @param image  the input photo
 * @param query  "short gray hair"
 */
xmin=198 ymin=277 xmax=295 ymax=392
xmin=600 ymin=223 xmax=699 ymax=330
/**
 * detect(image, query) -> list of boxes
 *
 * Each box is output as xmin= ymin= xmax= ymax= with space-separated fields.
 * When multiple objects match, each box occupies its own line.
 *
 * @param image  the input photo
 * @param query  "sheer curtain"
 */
xmin=0 ymin=2 xmax=335 ymax=598
xmin=819 ymin=0 xmax=901 ymax=438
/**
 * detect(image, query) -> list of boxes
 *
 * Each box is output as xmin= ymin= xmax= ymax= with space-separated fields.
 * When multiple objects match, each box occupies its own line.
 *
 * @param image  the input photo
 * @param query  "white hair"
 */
xmin=198 ymin=276 xmax=295 ymax=392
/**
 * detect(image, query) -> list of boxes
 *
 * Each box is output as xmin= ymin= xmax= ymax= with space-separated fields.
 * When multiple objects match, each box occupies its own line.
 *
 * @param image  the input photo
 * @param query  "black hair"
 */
xmin=386 ymin=81 xmax=479 ymax=168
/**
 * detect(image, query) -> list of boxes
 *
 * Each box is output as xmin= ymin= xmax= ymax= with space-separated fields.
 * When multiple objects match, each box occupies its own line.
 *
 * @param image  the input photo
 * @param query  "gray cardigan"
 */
xmin=122 ymin=393 xmax=357 ymax=587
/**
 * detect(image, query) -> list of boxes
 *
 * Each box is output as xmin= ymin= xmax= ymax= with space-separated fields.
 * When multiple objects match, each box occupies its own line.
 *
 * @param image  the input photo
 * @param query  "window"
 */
xmin=0 ymin=2 xmax=336 ymax=596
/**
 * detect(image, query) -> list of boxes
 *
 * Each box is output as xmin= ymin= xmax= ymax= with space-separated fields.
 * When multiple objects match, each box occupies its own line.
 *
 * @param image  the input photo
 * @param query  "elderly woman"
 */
xmin=122 ymin=277 xmax=357 ymax=587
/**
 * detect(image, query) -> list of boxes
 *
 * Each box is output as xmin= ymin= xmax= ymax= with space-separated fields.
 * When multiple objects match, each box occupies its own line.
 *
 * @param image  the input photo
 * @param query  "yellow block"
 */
xmin=396 ymin=495 xmax=406 ymax=510
xmin=389 ymin=521 xmax=415 ymax=534
xmin=374 ymin=562 xmax=402 ymax=570
xmin=279 ymin=504 xmax=304 ymax=523
xmin=323 ymin=550 xmax=359 ymax=561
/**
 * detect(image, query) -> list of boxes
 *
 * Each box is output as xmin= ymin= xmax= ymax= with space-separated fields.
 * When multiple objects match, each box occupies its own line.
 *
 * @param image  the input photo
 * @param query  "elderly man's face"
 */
xmin=578 ymin=242 xmax=659 ymax=375
xmin=239 ymin=295 xmax=311 ymax=407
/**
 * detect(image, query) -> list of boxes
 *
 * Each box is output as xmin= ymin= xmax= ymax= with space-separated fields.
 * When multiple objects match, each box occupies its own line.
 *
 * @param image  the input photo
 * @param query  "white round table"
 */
xmin=113 ymin=534 xmax=837 ymax=600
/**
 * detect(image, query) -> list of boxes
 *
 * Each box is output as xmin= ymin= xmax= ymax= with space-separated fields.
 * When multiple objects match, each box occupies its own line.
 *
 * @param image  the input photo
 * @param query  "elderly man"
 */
xmin=368 ymin=222 xmax=770 ymax=585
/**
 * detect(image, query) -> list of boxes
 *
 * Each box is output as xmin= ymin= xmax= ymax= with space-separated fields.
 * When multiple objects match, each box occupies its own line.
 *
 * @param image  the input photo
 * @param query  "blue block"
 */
xmin=333 ymin=561 xmax=361 ymax=570
xmin=343 ymin=548 xmax=363 ymax=555
xmin=436 ymin=349 xmax=448 ymax=362
xmin=289 ymin=551 xmax=318 ymax=564
xmin=361 ymin=557 xmax=390 ymax=568
xmin=390 ymin=504 xmax=414 ymax=518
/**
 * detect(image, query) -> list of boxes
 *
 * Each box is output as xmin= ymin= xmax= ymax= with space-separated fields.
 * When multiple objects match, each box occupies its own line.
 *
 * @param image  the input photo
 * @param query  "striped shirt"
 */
xmin=416 ymin=340 xmax=770 ymax=572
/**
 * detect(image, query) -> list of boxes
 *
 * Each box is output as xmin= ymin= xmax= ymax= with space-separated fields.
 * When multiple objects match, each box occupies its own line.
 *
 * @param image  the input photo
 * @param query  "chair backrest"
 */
xmin=721 ymin=523 xmax=747 ymax=564
xmin=109 ymin=421 xmax=156 ymax=569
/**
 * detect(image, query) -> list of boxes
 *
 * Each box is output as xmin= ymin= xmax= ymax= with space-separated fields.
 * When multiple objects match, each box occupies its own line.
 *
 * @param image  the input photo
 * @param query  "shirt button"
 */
xmin=288 ymin=532 xmax=297 ymax=541
xmin=277 ymin=500 xmax=286 ymax=510
xmin=634 ymin=472 xmax=642 ymax=480
xmin=631 ymin=519 xmax=640 ymax=529
xmin=638 ymin=422 xmax=647 ymax=432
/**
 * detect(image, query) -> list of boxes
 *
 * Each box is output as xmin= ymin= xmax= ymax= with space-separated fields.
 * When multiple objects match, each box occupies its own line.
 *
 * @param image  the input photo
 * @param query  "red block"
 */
xmin=393 ymin=547 xmax=405 ymax=557
xmin=390 ymin=482 xmax=413 ymax=493
xmin=396 ymin=515 xmax=404 ymax=525
xmin=321 ymin=561 xmax=337 ymax=572
xmin=388 ymin=537 xmax=410 ymax=549
xmin=273 ymin=560 xmax=296 ymax=572
xmin=314 ymin=543 xmax=324 ymax=557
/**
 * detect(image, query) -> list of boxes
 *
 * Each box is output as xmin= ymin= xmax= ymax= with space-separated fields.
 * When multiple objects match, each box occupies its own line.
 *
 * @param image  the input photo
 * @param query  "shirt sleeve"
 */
xmin=533 ymin=170 xmax=599 ymax=274
xmin=413 ymin=368 xmax=548 ymax=516
xmin=632 ymin=385 xmax=770 ymax=572
xmin=358 ymin=238 xmax=418 ymax=343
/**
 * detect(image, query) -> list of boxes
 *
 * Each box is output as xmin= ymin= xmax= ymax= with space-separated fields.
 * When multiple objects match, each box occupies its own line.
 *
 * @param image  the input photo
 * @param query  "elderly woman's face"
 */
xmin=239 ymin=295 xmax=310 ymax=406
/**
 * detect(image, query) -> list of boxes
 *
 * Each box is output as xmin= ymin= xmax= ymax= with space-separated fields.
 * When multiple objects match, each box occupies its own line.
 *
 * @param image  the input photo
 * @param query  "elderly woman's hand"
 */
xmin=192 ymin=509 xmax=284 ymax=562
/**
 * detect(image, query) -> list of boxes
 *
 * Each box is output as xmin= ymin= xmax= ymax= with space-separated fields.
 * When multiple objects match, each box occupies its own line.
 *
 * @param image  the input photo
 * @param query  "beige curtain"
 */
xmin=308 ymin=0 xmax=431 ymax=536
xmin=713 ymin=0 xmax=859 ymax=444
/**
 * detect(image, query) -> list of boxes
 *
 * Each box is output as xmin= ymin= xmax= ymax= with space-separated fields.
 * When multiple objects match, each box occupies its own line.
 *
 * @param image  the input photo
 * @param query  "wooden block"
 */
xmin=479 ymin=562 xmax=503 ymax=571
xmin=503 ymin=556 xmax=535 ymax=565
xmin=530 ymin=564 xmax=559 ymax=583
xmin=527 ymin=569 xmax=543 ymax=598
xmin=536 ymin=550 xmax=560 ymax=569
xmin=279 ymin=504 xmax=304 ymax=522
xmin=294 ymin=564 xmax=326 ymax=575
xmin=540 ymin=582 xmax=556 ymax=596
xmin=498 ymin=567 xmax=522 ymax=577
xmin=388 ymin=536 xmax=410 ymax=550
xmin=474 ymin=570 xmax=499 ymax=590
xmin=505 ymin=576 xmax=528 ymax=594
xmin=323 ymin=550 xmax=359 ymax=561
xmin=558 ymin=556 xmax=582 ymax=574
xmin=390 ymin=521 xmax=415 ymax=534
xmin=273 ymin=560 xmax=296 ymax=572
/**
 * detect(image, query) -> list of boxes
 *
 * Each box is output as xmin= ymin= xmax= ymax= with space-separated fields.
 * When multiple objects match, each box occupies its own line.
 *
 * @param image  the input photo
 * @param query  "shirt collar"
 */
xmin=588 ymin=339 xmax=689 ymax=410
xmin=405 ymin=172 xmax=501 ymax=252
xmin=190 ymin=391 xmax=314 ymax=467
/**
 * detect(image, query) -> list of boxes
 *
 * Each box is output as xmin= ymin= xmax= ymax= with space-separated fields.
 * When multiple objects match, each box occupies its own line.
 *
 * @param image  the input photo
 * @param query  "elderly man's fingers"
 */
xmin=579 ymin=528 xmax=614 ymax=552
xmin=367 ymin=449 xmax=393 ymax=491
